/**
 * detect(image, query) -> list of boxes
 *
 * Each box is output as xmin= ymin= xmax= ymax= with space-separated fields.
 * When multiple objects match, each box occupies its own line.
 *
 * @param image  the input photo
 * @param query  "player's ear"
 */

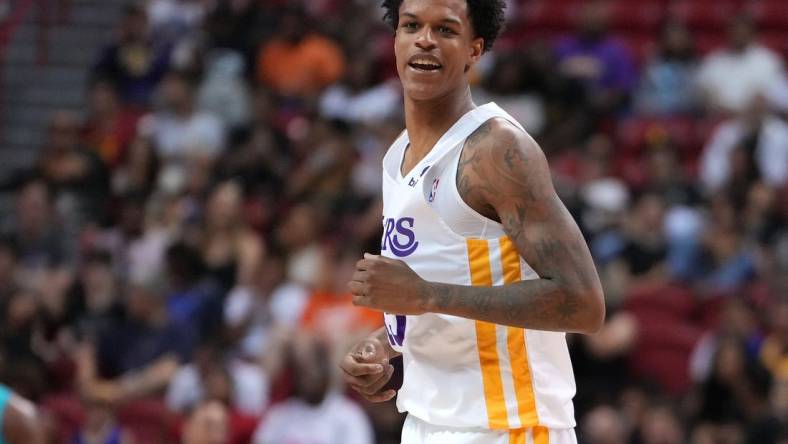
xmin=466 ymin=37 xmax=484 ymax=72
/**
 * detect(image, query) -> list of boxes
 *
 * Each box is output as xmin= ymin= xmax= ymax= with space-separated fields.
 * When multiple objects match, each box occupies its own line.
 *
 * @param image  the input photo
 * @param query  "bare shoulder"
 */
xmin=457 ymin=118 xmax=551 ymax=219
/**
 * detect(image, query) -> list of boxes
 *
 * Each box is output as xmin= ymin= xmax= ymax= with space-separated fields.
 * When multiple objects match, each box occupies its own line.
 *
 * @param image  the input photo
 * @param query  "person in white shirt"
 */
xmin=696 ymin=15 xmax=785 ymax=114
xmin=253 ymin=333 xmax=374 ymax=444
xmin=146 ymin=70 xmax=225 ymax=194
xmin=700 ymin=96 xmax=788 ymax=193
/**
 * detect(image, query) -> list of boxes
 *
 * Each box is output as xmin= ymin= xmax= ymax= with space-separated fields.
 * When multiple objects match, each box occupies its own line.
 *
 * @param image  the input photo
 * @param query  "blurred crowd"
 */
xmin=0 ymin=0 xmax=786 ymax=443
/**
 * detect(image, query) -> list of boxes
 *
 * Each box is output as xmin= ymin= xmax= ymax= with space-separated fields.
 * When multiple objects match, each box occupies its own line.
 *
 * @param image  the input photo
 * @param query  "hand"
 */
xmin=349 ymin=253 xmax=430 ymax=315
xmin=340 ymin=337 xmax=396 ymax=403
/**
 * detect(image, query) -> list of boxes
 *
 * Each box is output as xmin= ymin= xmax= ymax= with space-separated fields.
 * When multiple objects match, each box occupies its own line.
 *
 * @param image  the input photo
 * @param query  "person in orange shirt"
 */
xmin=256 ymin=6 xmax=345 ymax=98
xmin=301 ymin=245 xmax=383 ymax=342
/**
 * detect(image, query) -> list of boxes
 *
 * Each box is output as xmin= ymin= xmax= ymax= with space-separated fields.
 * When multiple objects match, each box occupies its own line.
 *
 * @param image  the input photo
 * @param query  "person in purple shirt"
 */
xmin=554 ymin=1 xmax=637 ymax=114
xmin=92 ymin=4 xmax=171 ymax=107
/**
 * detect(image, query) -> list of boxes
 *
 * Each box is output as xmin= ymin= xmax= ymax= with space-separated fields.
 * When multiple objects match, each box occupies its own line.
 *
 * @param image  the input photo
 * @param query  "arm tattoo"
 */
xmin=503 ymin=144 xmax=527 ymax=171
xmin=432 ymin=119 xmax=603 ymax=333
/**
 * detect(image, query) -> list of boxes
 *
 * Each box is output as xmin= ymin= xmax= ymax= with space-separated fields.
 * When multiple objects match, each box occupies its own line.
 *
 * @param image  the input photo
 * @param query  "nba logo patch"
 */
xmin=428 ymin=179 xmax=440 ymax=203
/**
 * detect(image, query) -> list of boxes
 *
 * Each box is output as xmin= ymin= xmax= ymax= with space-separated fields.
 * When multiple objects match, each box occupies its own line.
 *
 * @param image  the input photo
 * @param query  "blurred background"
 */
xmin=0 ymin=0 xmax=786 ymax=443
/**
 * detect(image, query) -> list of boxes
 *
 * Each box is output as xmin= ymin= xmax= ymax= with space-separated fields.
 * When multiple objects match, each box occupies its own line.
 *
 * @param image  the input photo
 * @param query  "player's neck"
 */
xmin=403 ymin=87 xmax=475 ymax=159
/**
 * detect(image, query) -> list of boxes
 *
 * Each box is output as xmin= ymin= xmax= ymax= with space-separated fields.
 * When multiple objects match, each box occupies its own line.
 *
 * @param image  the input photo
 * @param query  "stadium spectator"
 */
xmin=255 ymin=6 xmax=345 ymax=98
xmin=198 ymin=181 xmax=263 ymax=294
xmin=197 ymin=51 xmax=253 ymax=132
xmin=147 ymin=70 xmax=226 ymax=195
xmin=699 ymin=96 xmax=788 ymax=194
xmin=72 ymin=397 xmax=135 ymax=444
xmin=696 ymin=15 xmax=786 ymax=114
xmin=300 ymin=245 xmax=383 ymax=348
xmin=580 ymin=404 xmax=629 ymax=444
xmin=92 ymin=3 xmax=171 ymax=106
xmin=275 ymin=201 xmax=326 ymax=290
xmin=473 ymin=51 xmax=547 ymax=135
xmin=635 ymin=20 xmax=700 ymax=115
xmin=8 ymin=179 xmax=71 ymax=275
xmin=760 ymin=299 xmax=788 ymax=380
xmin=36 ymin=112 xmax=111 ymax=226
xmin=163 ymin=242 xmax=223 ymax=338
xmin=554 ymin=1 xmax=638 ymax=113
xmin=166 ymin=341 xmax=268 ymax=416
xmin=319 ymin=53 xmax=401 ymax=125
xmin=251 ymin=333 xmax=373 ymax=444
xmin=81 ymin=79 xmax=143 ymax=170
xmin=69 ymin=251 xmax=124 ymax=343
xmin=146 ymin=0 xmax=207 ymax=45
xmin=76 ymin=274 xmax=194 ymax=405
xmin=180 ymin=400 xmax=229 ymax=444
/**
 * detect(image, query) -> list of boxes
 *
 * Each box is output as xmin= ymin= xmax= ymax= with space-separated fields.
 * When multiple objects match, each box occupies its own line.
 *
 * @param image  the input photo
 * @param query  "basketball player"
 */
xmin=340 ymin=1 xmax=605 ymax=443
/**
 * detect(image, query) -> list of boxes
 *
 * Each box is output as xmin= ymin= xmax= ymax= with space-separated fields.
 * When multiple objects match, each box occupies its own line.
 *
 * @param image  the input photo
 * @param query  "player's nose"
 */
xmin=414 ymin=28 xmax=437 ymax=51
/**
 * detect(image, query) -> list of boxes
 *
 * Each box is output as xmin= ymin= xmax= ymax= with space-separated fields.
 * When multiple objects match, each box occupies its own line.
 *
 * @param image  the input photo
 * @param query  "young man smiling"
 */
xmin=340 ymin=1 xmax=605 ymax=443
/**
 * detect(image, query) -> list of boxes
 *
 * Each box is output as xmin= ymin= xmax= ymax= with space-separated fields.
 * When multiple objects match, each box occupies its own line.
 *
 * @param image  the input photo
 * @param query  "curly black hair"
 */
xmin=381 ymin=0 xmax=506 ymax=53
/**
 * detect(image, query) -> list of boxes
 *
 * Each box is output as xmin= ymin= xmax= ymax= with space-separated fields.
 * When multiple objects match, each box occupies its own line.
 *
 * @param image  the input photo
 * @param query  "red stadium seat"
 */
xmin=623 ymin=284 xmax=702 ymax=395
xmin=670 ymin=0 xmax=739 ymax=30
xmin=616 ymin=117 xmax=696 ymax=156
xmin=520 ymin=1 xmax=579 ymax=31
xmin=761 ymin=31 xmax=788 ymax=58
xmin=609 ymin=1 xmax=664 ymax=31
xmin=41 ymin=393 xmax=85 ymax=443
xmin=118 ymin=399 xmax=179 ymax=444
xmin=512 ymin=27 xmax=564 ymax=47
xmin=747 ymin=0 xmax=788 ymax=30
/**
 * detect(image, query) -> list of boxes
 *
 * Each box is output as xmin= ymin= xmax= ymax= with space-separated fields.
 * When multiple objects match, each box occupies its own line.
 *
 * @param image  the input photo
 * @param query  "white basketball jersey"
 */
xmin=381 ymin=103 xmax=576 ymax=431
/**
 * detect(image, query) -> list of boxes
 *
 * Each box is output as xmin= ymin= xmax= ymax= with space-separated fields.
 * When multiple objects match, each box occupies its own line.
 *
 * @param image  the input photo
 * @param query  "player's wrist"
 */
xmin=417 ymin=280 xmax=436 ymax=314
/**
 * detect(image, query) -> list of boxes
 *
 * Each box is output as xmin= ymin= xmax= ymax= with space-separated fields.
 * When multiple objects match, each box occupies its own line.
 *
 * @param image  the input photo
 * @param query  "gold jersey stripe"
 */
xmin=468 ymin=238 xmax=509 ymax=430
xmin=500 ymin=236 xmax=540 ymax=428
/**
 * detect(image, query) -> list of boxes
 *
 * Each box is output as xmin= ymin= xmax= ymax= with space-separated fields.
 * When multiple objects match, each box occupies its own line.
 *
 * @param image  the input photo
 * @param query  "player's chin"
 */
xmin=403 ymin=81 xmax=446 ymax=102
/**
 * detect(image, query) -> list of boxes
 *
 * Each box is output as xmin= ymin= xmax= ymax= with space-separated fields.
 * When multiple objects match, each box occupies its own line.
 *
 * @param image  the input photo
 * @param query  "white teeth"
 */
xmin=410 ymin=59 xmax=441 ymax=68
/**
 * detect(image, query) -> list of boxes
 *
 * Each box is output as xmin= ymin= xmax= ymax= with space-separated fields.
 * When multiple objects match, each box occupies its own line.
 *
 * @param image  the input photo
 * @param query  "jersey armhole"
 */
xmin=448 ymin=141 xmax=505 ymax=240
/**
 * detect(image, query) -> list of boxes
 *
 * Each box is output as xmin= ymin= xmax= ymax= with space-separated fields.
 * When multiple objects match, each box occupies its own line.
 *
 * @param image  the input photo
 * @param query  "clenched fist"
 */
xmin=340 ymin=333 xmax=397 ymax=403
xmin=348 ymin=253 xmax=431 ymax=315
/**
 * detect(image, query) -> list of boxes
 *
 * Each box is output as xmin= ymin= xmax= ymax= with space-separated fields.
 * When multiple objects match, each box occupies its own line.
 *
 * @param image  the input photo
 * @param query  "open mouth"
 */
xmin=408 ymin=61 xmax=442 ymax=72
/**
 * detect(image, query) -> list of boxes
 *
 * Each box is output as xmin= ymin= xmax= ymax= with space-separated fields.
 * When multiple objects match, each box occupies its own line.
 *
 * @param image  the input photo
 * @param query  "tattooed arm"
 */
xmin=350 ymin=119 xmax=604 ymax=333
xmin=427 ymin=118 xmax=604 ymax=334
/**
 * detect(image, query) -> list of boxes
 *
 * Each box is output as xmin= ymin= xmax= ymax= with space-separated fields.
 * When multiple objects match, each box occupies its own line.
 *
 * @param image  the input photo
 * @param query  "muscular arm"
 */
xmin=424 ymin=119 xmax=605 ymax=334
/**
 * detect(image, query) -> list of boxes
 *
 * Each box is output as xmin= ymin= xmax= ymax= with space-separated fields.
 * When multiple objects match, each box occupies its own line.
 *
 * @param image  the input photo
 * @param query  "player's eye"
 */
xmin=438 ymin=26 xmax=456 ymax=35
xmin=401 ymin=22 xmax=419 ymax=31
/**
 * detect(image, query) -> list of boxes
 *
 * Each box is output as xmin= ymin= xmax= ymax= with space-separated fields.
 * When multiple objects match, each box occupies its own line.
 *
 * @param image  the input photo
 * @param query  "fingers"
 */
xmin=350 ymin=270 xmax=369 ymax=283
xmin=344 ymin=363 xmax=392 ymax=391
xmin=355 ymin=258 xmax=374 ymax=271
xmin=348 ymin=281 xmax=364 ymax=295
xmin=354 ymin=364 xmax=395 ymax=395
xmin=362 ymin=389 xmax=397 ymax=403
xmin=344 ymin=370 xmax=387 ymax=388
xmin=340 ymin=358 xmax=385 ymax=377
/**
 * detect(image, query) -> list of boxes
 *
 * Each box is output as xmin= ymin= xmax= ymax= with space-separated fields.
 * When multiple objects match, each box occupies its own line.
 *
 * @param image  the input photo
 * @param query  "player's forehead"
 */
xmin=398 ymin=0 xmax=470 ymax=25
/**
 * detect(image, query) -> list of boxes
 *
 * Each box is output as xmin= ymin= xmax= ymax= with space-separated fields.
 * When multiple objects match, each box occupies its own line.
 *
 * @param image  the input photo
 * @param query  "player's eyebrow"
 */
xmin=400 ymin=12 xmax=462 ymax=26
